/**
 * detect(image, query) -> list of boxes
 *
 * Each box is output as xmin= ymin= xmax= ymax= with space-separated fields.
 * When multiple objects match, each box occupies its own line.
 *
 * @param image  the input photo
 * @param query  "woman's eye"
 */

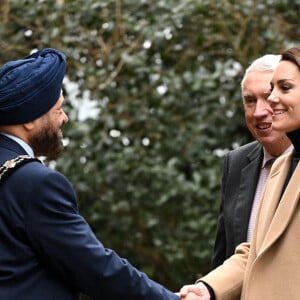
xmin=280 ymin=84 xmax=291 ymax=91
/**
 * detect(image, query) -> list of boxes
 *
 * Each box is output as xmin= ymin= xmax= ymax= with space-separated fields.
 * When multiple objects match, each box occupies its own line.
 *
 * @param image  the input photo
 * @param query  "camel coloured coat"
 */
xmin=201 ymin=151 xmax=300 ymax=300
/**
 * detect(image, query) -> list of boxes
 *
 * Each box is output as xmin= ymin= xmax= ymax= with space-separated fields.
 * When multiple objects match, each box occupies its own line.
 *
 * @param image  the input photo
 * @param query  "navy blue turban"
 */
xmin=0 ymin=48 xmax=66 ymax=125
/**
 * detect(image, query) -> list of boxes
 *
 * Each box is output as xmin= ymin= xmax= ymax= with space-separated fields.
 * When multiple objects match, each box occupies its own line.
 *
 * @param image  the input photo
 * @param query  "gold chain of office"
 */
xmin=0 ymin=155 xmax=41 ymax=183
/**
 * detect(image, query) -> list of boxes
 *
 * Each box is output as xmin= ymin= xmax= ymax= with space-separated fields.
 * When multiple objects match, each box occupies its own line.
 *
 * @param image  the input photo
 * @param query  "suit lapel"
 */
xmin=234 ymin=144 xmax=262 ymax=244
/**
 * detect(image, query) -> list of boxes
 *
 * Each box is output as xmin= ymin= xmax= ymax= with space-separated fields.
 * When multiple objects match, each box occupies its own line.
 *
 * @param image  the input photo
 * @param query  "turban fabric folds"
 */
xmin=0 ymin=48 xmax=66 ymax=125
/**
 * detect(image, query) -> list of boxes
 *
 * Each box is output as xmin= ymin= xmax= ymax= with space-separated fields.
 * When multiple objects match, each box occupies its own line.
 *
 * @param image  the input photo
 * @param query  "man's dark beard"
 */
xmin=29 ymin=124 xmax=64 ymax=158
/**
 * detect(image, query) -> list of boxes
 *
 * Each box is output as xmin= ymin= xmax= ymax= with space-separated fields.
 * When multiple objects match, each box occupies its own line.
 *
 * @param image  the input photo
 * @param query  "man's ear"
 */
xmin=23 ymin=121 xmax=35 ymax=131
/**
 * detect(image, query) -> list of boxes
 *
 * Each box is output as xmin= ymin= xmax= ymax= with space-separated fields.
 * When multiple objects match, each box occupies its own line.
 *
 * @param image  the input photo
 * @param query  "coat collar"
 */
xmin=0 ymin=134 xmax=28 ymax=164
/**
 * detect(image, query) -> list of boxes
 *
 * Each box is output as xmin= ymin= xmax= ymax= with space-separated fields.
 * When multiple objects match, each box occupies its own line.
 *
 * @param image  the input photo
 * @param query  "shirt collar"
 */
xmin=262 ymin=144 xmax=294 ymax=168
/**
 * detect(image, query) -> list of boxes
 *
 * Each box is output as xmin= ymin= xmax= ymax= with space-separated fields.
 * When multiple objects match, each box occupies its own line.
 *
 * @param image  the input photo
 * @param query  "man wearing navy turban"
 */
xmin=0 ymin=48 xmax=181 ymax=300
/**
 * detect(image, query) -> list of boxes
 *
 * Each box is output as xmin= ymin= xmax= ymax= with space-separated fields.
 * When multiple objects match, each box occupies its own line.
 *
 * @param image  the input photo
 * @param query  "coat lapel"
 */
xmin=257 ymin=152 xmax=300 ymax=255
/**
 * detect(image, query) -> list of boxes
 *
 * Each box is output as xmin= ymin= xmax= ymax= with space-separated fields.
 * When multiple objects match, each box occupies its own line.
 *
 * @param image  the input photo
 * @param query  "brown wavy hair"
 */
xmin=281 ymin=46 xmax=300 ymax=70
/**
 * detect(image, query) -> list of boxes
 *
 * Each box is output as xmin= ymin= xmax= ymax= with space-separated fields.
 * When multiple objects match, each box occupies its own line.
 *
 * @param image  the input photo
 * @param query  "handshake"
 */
xmin=176 ymin=282 xmax=211 ymax=300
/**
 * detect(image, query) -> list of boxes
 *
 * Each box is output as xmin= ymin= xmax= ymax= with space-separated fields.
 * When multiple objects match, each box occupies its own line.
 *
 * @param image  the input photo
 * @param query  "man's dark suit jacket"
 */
xmin=0 ymin=134 xmax=179 ymax=300
xmin=211 ymin=141 xmax=263 ymax=269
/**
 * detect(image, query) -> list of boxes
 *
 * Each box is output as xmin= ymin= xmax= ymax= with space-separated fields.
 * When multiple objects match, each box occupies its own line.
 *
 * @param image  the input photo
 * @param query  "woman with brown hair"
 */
xmin=180 ymin=45 xmax=300 ymax=300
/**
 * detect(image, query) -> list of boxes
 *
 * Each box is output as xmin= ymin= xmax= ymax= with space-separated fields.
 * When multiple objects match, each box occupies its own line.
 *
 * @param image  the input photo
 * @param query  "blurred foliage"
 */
xmin=1 ymin=0 xmax=300 ymax=297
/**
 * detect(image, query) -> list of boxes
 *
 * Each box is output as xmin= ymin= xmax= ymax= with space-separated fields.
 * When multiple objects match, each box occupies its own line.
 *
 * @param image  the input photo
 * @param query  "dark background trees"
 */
xmin=1 ymin=0 xmax=299 ymax=296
